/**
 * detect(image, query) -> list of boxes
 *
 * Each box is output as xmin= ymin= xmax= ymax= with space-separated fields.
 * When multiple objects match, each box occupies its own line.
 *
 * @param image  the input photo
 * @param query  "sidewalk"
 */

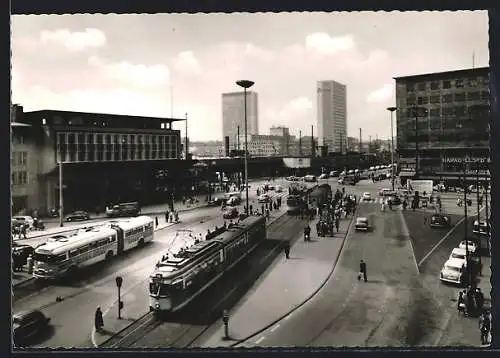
xmin=92 ymin=207 xmax=288 ymax=348
xmin=436 ymin=254 xmax=492 ymax=347
xmin=200 ymin=211 xmax=355 ymax=348
xmin=15 ymin=195 xmax=209 ymax=241
xmin=12 ymin=216 xmax=177 ymax=289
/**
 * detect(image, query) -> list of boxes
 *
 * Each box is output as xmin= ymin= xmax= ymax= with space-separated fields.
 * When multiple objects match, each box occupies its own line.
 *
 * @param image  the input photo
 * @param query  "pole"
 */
xmin=237 ymin=125 xmax=240 ymax=151
xmin=463 ymin=162 xmax=470 ymax=286
xmin=414 ymin=106 xmax=419 ymax=177
xmin=359 ymin=128 xmax=362 ymax=154
xmin=59 ymin=162 xmax=64 ymax=227
xmin=388 ymin=107 xmax=397 ymax=191
xmin=185 ymin=113 xmax=188 ymax=160
xmin=476 ymin=163 xmax=480 ymax=224
xmin=299 ymin=130 xmax=302 ymax=156
xmin=244 ymin=88 xmax=249 ymax=215
xmin=117 ymin=285 xmax=122 ymax=319
xmin=311 ymin=125 xmax=314 ymax=157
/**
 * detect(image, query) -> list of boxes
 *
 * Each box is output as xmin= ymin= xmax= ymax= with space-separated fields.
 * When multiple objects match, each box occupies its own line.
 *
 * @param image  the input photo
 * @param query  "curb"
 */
xmin=229 ymin=203 xmax=358 ymax=347
xmin=15 ymin=204 xmax=210 ymax=241
xmin=94 ymin=209 xmax=287 ymax=348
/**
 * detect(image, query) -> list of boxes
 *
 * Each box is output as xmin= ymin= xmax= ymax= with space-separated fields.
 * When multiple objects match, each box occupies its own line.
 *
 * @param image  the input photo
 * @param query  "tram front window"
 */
xmin=149 ymin=282 xmax=172 ymax=297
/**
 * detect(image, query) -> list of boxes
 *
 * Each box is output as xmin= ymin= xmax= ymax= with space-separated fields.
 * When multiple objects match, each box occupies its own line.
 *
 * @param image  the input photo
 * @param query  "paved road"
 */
xmin=12 ymin=185 xmax=287 ymax=349
xmin=243 ymin=201 xmax=431 ymax=347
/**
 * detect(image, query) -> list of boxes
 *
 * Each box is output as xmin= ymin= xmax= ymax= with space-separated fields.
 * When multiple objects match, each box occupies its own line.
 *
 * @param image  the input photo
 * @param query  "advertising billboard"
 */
xmin=283 ymin=157 xmax=311 ymax=168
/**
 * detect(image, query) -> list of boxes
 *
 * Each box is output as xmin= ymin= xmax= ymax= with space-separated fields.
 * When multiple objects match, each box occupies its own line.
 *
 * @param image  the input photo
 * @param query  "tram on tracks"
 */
xmin=32 ymin=216 xmax=154 ymax=279
xmin=309 ymin=183 xmax=332 ymax=210
xmin=148 ymin=215 xmax=267 ymax=313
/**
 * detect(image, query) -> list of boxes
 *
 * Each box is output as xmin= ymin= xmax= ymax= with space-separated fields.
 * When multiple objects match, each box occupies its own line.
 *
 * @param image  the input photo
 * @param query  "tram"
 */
xmin=286 ymin=195 xmax=303 ymax=215
xmin=148 ymin=215 xmax=266 ymax=313
xmin=33 ymin=216 xmax=154 ymax=279
xmin=309 ymin=183 xmax=332 ymax=210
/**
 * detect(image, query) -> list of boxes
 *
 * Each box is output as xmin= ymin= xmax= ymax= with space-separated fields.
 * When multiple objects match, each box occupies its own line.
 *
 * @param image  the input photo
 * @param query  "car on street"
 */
xmin=207 ymin=197 xmax=224 ymax=207
xmin=430 ymin=214 xmax=451 ymax=228
xmin=473 ymin=220 xmax=490 ymax=236
xmin=355 ymin=217 xmax=370 ymax=231
xmin=458 ymin=240 xmax=478 ymax=254
xmin=226 ymin=196 xmax=241 ymax=206
xmin=222 ymin=207 xmax=239 ymax=219
xmin=319 ymin=173 xmax=328 ymax=179
xmin=329 ymin=170 xmax=339 ymax=177
xmin=361 ymin=192 xmax=372 ymax=202
xmin=378 ymin=188 xmax=395 ymax=197
xmin=12 ymin=216 xmax=35 ymax=229
xmin=275 ymin=185 xmax=283 ymax=193
xmin=449 ymin=247 xmax=480 ymax=266
xmin=440 ymin=258 xmax=466 ymax=285
xmin=13 ymin=309 xmax=51 ymax=346
xmin=386 ymin=195 xmax=401 ymax=206
xmin=65 ymin=210 xmax=91 ymax=222
xmin=258 ymin=194 xmax=270 ymax=203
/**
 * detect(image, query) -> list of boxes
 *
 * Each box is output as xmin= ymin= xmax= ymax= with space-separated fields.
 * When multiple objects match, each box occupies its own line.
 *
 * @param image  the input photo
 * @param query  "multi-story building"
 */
xmin=394 ymin=67 xmax=489 ymax=184
xmin=222 ymin=91 xmax=259 ymax=147
xmin=269 ymin=126 xmax=291 ymax=156
xmin=10 ymin=108 xmax=193 ymax=215
xmin=317 ymin=80 xmax=347 ymax=153
xmin=190 ymin=141 xmax=224 ymax=158
xmin=237 ymin=134 xmax=282 ymax=157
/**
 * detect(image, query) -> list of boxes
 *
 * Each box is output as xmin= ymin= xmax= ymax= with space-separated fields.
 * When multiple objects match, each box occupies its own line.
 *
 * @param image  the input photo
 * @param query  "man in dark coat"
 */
xmin=284 ymin=241 xmax=290 ymax=259
xmin=359 ymin=260 xmax=367 ymax=282
xmin=304 ymin=224 xmax=311 ymax=241
xmin=335 ymin=217 xmax=340 ymax=232
xmin=95 ymin=307 xmax=104 ymax=332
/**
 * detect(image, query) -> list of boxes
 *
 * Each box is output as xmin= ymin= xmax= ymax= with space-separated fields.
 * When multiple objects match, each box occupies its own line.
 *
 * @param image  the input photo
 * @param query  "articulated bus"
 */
xmin=149 ymin=215 xmax=266 ymax=313
xmin=32 ymin=216 xmax=154 ymax=279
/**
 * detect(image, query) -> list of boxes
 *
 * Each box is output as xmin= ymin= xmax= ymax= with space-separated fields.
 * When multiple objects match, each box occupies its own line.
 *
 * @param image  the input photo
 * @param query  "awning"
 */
xmin=399 ymin=171 xmax=416 ymax=177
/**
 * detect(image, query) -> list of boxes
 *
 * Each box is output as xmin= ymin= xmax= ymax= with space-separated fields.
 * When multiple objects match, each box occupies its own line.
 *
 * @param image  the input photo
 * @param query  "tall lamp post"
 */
xmin=462 ymin=161 xmax=472 ymax=286
xmin=409 ymin=106 xmax=427 ymax=178
xmin=236 ymin=80 xmax=255 ymax=215
xmin=387 ymin=106 xmax=397 ymax=191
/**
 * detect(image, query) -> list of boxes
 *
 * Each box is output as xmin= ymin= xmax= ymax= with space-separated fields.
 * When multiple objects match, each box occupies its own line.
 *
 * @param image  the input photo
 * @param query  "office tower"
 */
xmin=317 ymin=80 xmax=347 ymax=153
xmin=222 ymin=91 xmax=259 ymax=146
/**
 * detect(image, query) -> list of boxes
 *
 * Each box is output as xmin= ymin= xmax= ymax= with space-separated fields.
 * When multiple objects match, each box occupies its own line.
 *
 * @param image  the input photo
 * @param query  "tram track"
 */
xmin=99 ymin=214 xmax=305 ymax=349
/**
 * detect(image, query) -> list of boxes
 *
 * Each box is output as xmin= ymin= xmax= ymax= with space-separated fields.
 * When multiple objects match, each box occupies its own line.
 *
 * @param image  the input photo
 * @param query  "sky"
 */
xmin=11 ymin=11 xmax=488 ymax=142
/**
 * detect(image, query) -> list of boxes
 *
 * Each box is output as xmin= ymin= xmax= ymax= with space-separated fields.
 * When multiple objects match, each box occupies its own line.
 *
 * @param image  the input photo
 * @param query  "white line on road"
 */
xmin=255 ymin=336 xmax=266 ymax=345
xmin=283 ymin=314 xmax=291 ymax=320
xmin=270 ymin=324 xmax=280 ymax=332
xmin=399 ymin=211 xmax=420 ymax=274
xmin=418 ymin=206 xmax=485 ymax=267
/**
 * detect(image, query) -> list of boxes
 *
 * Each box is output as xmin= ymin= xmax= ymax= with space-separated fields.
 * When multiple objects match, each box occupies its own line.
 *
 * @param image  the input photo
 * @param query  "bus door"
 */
xmin=113 ymin=225 xmax=125 ymax=254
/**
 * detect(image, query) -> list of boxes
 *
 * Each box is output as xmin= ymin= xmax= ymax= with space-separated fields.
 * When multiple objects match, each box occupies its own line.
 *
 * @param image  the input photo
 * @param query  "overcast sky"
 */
xmin=11 ymin=11 xmax=488 ymax=141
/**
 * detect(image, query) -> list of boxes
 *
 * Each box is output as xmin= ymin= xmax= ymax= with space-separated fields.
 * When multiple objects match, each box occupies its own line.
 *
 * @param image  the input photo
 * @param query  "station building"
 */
xmin=11 ymin=106 xmax=194 ymax=216
xmin=394 ymin=67 xmax=490 ymax=185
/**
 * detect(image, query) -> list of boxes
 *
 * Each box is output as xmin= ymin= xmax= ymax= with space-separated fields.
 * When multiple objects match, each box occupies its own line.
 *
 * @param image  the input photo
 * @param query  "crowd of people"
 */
xmin=315 ymin=188 xmax=357 ymax=237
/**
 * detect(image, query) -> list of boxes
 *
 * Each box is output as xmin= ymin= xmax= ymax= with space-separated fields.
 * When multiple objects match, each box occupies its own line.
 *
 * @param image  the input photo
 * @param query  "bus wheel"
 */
xmin=105 ymin=251 xmax=114 ymax=261
xmin=138 ymin=238 xmax=145 ymax=247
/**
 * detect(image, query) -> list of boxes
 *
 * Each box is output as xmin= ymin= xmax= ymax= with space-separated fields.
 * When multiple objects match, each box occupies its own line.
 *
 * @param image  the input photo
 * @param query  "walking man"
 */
xmin=359 ymin=260 xmax=368 ymax=282
xmin=479 ymin=310 xmax=491 ymax=345
xmin=94 ymin=307 xmax=104 ymax=333
xmin=284 ymin=241 xmax=290 ymax=259
xmin=335 ymin=217 xmax=340 ymax=233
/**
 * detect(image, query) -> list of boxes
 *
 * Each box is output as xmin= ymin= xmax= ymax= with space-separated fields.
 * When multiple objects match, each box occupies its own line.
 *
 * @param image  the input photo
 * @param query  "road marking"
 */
xmin=270 ymin=324 xmax=280 ymax=332
xmin=399 ymin=211 xmax=420 ymax=274
xmin=418 ymin=206 xmax=485 ymax=267
xmin=255 ymin=336 xmax=266 ymax=345
xmin=283 ymin=314 xmax=291 ymax=320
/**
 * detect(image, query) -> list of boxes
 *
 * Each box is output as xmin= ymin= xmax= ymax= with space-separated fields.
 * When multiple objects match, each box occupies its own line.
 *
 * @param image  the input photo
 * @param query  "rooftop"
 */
xmin=25 ymin=109 xmax=186 ymax=123
xmin=393 ymin=67 xmax=489 ymax=81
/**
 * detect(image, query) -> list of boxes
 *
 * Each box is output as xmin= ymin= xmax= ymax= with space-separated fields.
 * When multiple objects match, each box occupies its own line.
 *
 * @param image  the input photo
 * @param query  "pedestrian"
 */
xmin=266 ymin=209 xmax=270 ymax=220
xmin=457 ymin=291 xmax=466 ymax=315
xmin=249 ymin=205 xmax=253 ymax=214
xmin=475 ymin=288 xmax=485 ymax=313
xmin=261 ymin=205 xmax=265 ymax=215
xmin=479 ymin=310 xmax=491 ymax=345
xmin=165 ymin=210 xmax=169 ymax=223
xmin=155 ymin=216 xmax=159 ymax=228
xmin=358 ymin=260 xmax=367 ymax=282
xmin=27 ymin=254 xmax=34 ymax=275
xmin=284 ymin=241 xmax=290 ymax=259
xmin=335 ymin=218 xmax=340 ymax=232
xmin=94 ymin=307 xmax=104 ymax=333
xmin=304 ymin=224 xmax=311 ymax=241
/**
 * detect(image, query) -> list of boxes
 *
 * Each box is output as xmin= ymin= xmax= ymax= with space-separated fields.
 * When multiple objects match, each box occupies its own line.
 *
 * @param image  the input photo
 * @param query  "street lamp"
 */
xmin=462 ymin=161 xmax=472 ymax=287
xmin=387 ymin=106 xmax=397 ymax=191
xmin=236 ymin=80 xmax=255 ymax=216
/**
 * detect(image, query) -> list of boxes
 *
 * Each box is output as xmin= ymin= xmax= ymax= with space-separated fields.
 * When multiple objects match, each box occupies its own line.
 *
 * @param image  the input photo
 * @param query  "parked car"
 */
xmin=430 ymin=214 xmax=451 ymax=229
xmin=13 ymin=309 xmax=51 ymax=346
xmin=458 ymin=240 xmax=478 ymax=254
xmin=329 ymin=170 xmax=339 ymax=177
xmin=258 ymin=194 xmax=270 ymax=203
xmin=355 ymin=217 xmax=370 ymax=231
xmin=65 ymin=210 xmax=90 ymax=222
xmin=207 ymin=197 xmax=224 ymax=207
xmin=386 ymin=195 xmax=401 ymax=206
xmin=12 ymin=216 xmax=34 ymax=229
xmin=440 ymin=258 xmax=466 ymax=285
xmin=222 ymin=207 xmax=239 ymax=219
xmin=226 ymin=196 xmax=241 ymax=206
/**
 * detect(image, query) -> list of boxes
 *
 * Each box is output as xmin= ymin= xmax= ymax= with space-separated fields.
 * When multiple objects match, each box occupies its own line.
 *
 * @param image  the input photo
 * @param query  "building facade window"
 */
xmin=430 ymin=81 xmax=440 ymax=90
xmin=454 ymin=93 xmax=466 ymax=102
xmin=467 ymin=91 xmax=480 ymax=101
xmin=442 ymin=80 xmax=451 ymax=89
xmin=407 ymin=96 xmax=416 ymax=105
xmin=455 ymin=79 xmax=464 ymax=88
xmin=417 ymin=82 xmax=427 ymax=91
xmin=430 ymin=95 xmax=440 ymax=104
xmin=417 ymin=96 xmax=428 ymax=105
xmin=442 ymin=94 xmax=453 ymax=103
xmin=407 ymin=83 xmax=416 ymax=92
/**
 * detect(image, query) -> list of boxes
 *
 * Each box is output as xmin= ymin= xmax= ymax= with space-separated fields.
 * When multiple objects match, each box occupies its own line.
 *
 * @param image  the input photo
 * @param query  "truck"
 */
xmin=407 ymin=180 xmax=434 ymax=199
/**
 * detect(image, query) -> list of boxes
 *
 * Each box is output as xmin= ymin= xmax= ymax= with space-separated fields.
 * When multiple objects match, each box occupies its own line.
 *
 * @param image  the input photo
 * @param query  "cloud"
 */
xmin=88 ymin=56 xmax=170 ymax=88
xmin=280 ymin=96 xmax=313 ymax=116
xmin=172 ymin=51 xmax=202 ymax=75
xmin=366 ymin=83 xmax=393 ymax=103
xmin=40 ymin=28 xmax=107 ymax=51
xmin=244 ymin=44 xmax=275 ymax=61
xmin=305 ymin=33 xmax=356 ymax=55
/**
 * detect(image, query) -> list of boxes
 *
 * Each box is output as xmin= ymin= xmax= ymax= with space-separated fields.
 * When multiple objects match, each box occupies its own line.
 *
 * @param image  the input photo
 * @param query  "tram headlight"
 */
xmin=155 ymin=302 xmax=160 ymax=309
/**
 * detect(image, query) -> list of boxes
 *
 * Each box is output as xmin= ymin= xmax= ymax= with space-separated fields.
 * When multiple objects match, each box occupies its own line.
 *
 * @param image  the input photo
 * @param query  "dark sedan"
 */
xmin=387 ymin=195 xmax=401 ymax=206
xmin=207 ymin=197 xmax=224 ymax=207
xmin=222 ymin=207 xmax=239 ymax=219
xmin=430 ymin=214 xmax=451 ymax=229
xmin=65 ymin=211 xmax=90 ymax=222
xmin=13 ymin=309 xmax=51 ymax=346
